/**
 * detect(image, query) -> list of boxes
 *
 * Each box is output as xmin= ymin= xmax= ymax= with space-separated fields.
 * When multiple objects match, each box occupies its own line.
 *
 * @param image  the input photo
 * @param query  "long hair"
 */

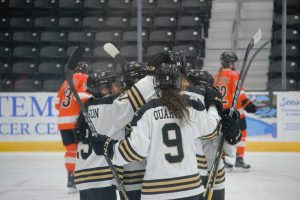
xmin=159 ymin=88 xmax=189 ymax=123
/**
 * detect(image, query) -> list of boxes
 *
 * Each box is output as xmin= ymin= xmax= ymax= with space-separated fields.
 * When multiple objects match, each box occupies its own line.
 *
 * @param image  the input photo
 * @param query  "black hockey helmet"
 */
xmin=75 ymin=62 xmax=88 ymax=73
xmin=220 ymin=51 xmax=233 ymax=68
xmin=86 ymin=70 xmax=115 ymax=97
xmin=155 ymin=63 xmax=181 ymax=90
xmin=147 ymin=51 xmax=177 ymax=74
xmin=229 ymin=52 xmax=238 ymax=63
xmin=121 ymin=61 xmax=147 ymax=89
xmin=186 ymin=69 xmax=214 ymax=87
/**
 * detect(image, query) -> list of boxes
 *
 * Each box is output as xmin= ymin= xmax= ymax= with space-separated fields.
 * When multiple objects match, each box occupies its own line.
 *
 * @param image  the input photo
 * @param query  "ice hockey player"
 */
xmin=213 ymin=51 xmax=256 ymax=171
xmin=90 ymin=63 xmax=217 ymax=200
xmin=90 ymin=55 xmax=241 ymax=200
xmin=187 ymin=69 xmax=241 ymax=200
xmin=74 ymin=64 xmax=156 ymax=200
xmin=119 ymin=61 xmax=148 ymax=200
xmin=55 ymin=62 xmax=90 ymax=193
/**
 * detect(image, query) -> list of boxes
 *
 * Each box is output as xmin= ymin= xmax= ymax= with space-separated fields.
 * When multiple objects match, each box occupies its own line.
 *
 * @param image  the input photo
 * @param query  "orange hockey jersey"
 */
xmin=55 ymin=73 xmax=90 ymax=130
xmin=213 ymin=68 xmax=249 ymax=118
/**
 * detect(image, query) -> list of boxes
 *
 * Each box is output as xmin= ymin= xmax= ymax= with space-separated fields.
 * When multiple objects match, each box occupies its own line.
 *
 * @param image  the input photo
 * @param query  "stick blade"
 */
xmin=103 ymin=43 xmax=120 ymax=58
xmin=67 ymin=46 xmax=85 ymax=70
xmin=253 ymin=28 xmax=262 ymax=45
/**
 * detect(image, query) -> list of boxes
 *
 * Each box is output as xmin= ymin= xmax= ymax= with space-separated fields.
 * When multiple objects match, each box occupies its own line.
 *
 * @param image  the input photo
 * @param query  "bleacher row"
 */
xmin=1 ymin=0 xmax=212 ymax=92
xmin=269 ymin=0 xmax=300 ymax=90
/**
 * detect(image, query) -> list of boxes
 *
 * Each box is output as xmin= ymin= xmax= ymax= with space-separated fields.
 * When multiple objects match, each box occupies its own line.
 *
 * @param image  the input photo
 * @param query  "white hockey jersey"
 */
xmin=74 ymin=76 xmax=155 ymax=191
xmin=112 ymin=96 xmax=219 ymax=200
xmin=182 ymin=85 xmax=225 ymax=190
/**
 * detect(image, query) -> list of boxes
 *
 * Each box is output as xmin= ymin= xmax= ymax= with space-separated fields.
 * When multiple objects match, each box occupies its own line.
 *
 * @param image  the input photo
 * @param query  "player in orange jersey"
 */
xmin=55 ymin=62 xmax=91 ymax=192
xmin=213 ymin=51 xmax=256 ymax=171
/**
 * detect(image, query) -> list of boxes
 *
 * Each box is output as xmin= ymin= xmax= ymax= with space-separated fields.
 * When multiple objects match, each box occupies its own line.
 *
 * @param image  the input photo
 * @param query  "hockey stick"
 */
xmin=204 ymin=29 xmax=262 ymax=200
xmin=103 ymin=43 xmax=127 ymax=66
xmin=65 ymin=46 xmax=130 ymax=200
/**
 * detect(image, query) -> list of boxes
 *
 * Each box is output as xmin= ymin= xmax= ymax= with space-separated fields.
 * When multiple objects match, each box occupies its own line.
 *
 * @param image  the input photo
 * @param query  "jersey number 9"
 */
xmin=162 ymin=123 xmax=184 ymax=163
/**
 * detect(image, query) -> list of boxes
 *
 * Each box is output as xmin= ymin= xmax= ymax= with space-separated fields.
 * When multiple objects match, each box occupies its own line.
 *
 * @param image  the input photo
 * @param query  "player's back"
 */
xmin=213 ymin=69 xmax=239 ymax=109
xmin=125 ymin=96 xmax=215 ymax=200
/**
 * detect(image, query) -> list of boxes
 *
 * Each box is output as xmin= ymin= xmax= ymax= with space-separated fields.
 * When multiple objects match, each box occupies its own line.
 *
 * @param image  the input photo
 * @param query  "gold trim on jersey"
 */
xmin=142 ymin=173 xmax=202 ymax=195
xmin=196 ymin=154 xmax=208 ymax=170
xmin=123 ymin=169 xmax=145 ymax=185
xmin=208 ymin=167 xmax=225 ymax=185
xmin=127 ymin=85 xmax=146 ymax=112
xmin=215 ymin=167 xmax=225 ymax=184
xmin=119 ymin=138 xmax=144 ymax=162
xmin=74 ymin=165 xmax=124 ymax=185
xmin=200 ymin=121 xmax=221 ymax=140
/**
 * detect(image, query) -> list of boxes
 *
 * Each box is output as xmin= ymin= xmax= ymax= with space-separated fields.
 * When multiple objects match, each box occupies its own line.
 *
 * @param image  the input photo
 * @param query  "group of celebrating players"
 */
xmin=55 ymin=50 xmax=256 ymax=200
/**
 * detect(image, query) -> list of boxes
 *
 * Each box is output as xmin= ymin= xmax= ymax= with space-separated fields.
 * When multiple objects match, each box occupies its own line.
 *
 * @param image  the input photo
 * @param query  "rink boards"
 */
xmin=1 ymin=92 xmax=300 ymax=152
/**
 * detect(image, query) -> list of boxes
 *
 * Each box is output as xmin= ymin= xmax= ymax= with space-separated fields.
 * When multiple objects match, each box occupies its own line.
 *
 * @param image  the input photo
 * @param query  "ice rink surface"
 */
xmin=0 ymin=152 xmax=300 ymax=200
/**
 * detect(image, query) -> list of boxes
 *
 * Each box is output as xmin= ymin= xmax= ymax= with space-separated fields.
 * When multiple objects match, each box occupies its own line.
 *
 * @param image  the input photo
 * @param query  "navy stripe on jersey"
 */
xmin=127 ymin=85 xmax=146 ymax=112
xmin=74 ymin=165 xmax=123 ymax=185
xmin=118 ymin=138 xmax=145 ymax=162
xmin=215 ymin=167 xmax=225 ymax=184
xmin=74 ymin=166 xmax=112 ymax=185
xmin=141 ymin=173 xmax=201 ymax=195
xmin=196 ymin=154 xmax=208 ymax=170
xmin=123 ymin=169 xmax=145 ymax=185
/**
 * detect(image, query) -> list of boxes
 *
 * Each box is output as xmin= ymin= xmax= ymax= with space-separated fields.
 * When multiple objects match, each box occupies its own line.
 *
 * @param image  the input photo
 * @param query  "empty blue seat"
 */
xmin=68 ymin=32 xmax=94 ymax=44
xmin=13 ymin=45 xmax=37 ymax=59
xmin=12 ymin=61 xmax=36 ymax=75
xmin=38 ymin=62 xmax=64 ymax=75
xmin=82 ymin=17 xmax=106 ymax=30
xmin=39 ymin=45 xmax=65 ymax=59
xmin=40 ymin=32 xmax=67 ymax=44
xmin=58 ymin=17 xmax=81 ymax=30
xmin=14 ymin=78 xmax=42 ymax=92
xmin=95 ymin=31 xmax=121 ymax=44
xmin=13 ymin=31 xmax=38 ymax=44
xmin=10 ymin=17 xmax=33 ymax=30
xmin=34 ymin=17 xmax=58 ymax=30
xmin=43 ymin=79 xmax=64 ymax=92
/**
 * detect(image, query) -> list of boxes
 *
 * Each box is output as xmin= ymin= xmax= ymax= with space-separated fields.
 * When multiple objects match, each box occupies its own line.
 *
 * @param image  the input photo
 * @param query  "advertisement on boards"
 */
xmin=277 ymin=92 xmax=300 ymax=141
xmin=0 ymin=93 xmax=60 ymax=141
xmin=245 ymin=92 xmax=277 ymax=140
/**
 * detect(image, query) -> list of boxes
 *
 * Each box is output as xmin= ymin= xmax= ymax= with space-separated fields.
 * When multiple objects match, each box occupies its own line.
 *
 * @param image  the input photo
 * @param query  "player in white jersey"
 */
xmin=90 ymin=59 xmax=240 ymax=200
xmin=186 ymin=69 xmax=241 ymax=200
xmin=120 ymin=61 xmax=148 ymax=200
xmin=74 ymin=67 xmax=156 ymax=200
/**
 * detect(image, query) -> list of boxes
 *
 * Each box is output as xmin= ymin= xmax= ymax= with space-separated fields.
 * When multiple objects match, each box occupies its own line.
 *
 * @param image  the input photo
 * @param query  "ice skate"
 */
xmin=67 ymin=172 xmax=77 ymax=194
xmin=235 ymin=157 xmax=250 ymax=172
xmin=224 ymin=160 xmax=234 ymax=172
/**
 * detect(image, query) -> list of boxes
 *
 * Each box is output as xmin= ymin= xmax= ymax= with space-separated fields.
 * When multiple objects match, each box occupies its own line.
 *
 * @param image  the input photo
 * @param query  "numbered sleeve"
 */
xmin=112 ymin=111 xmax=150 ymax=166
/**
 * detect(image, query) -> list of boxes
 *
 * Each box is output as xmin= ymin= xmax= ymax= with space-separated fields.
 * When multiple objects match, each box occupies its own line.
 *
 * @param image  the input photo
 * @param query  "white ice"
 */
xmin=0 ymin=152 xmax=300 ymax=200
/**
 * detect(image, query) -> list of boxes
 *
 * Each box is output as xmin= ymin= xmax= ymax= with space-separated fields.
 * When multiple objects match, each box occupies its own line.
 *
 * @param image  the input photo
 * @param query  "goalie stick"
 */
xmin=65 ymin=46 xmax=130 ymax=200
xmin=204 ymin=29 xmax=262 ymax=200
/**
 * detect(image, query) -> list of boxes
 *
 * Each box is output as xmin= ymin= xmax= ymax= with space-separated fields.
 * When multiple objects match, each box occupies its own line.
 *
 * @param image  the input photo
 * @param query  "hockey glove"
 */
xmin=221 ymin=108 xmax=242 ymax=145
xmin=74 ymin=112 xmax=87 ymax=143
xmin=242 ymin=98 xmax=257 ymax=113
xmin=205 ymin=86 xmax=223 ymax=114
xmin=90 ymin=134 xmax=118 ymax=159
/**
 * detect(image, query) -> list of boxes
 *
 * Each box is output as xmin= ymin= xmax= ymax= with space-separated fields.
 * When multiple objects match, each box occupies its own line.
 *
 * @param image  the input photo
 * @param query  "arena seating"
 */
xmin=269 ymin=0 xmax=300 ymax=90
xmin=1 ymin=0 xmax=212 ymax=91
